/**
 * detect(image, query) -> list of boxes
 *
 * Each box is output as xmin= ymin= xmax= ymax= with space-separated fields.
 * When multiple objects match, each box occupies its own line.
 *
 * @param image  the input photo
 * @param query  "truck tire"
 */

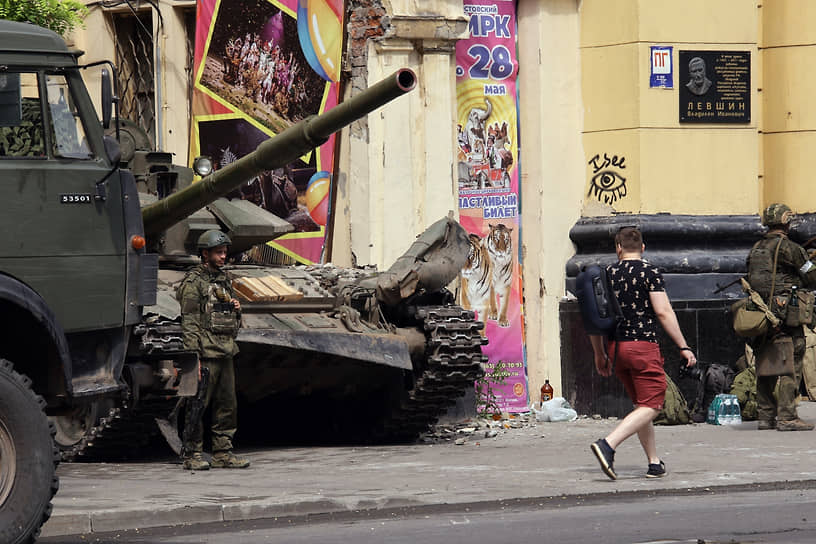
xmin=0 ymin=359 xmax=59 ymax=544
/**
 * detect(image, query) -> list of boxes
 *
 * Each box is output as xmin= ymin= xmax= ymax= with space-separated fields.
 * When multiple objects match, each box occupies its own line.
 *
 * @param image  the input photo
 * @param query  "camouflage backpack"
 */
xmin=730 ymin=366 xmax=758 ymax=421
xmin=655 ymin=374 xmax=691 ymax=425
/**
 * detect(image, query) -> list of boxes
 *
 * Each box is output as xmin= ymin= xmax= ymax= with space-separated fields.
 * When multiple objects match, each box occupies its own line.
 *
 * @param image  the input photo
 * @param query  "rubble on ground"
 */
xmin=418 ymin=411 xmax=619 ymax=444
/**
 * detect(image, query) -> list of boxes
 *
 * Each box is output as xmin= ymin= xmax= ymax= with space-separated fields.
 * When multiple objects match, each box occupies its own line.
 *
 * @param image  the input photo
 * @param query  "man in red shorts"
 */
xmin=589 ymin=226 xmax=697 ymax=480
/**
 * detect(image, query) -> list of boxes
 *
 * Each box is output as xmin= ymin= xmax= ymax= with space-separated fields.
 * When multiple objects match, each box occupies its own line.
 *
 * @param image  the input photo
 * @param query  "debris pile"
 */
xmin=419 ymin=411 xmax=618 ymax=445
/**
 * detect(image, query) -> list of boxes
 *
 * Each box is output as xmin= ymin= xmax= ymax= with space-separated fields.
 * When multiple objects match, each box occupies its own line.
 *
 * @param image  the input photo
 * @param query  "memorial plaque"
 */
xmin=679 ymin=50 xmax=750 ymax=123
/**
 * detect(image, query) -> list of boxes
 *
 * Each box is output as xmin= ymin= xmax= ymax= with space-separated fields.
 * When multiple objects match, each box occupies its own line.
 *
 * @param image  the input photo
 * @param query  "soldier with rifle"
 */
xmin=176 ymin=230 xmax=250 ymax=469
xmin=747 ymin=203 xmax=816 ymax=431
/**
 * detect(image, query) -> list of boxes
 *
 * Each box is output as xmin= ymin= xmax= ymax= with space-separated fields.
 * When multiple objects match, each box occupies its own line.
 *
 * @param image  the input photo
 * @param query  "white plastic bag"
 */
xmin=531 ymin=401 xmax=548 ymax=422
xmin=531 ymin=397 xmax=577 ymax=422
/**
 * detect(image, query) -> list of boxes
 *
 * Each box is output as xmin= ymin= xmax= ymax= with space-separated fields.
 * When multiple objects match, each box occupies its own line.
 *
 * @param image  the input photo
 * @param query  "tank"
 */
xmin=64 ymin=69 xmax=486 ymax=458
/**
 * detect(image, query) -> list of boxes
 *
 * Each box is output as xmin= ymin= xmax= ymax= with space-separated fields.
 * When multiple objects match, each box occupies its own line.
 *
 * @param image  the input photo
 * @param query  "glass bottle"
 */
xmin=541 ymin=379 xmax=554 ymax=403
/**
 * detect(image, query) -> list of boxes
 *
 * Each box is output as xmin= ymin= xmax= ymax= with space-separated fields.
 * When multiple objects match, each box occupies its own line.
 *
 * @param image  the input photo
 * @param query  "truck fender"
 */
xmin=0 ymin=274 xmax=73 ymax=396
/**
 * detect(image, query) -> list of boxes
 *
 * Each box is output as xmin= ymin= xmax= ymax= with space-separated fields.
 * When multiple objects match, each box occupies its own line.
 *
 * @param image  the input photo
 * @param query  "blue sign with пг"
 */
xmin=650 ymin=46 xmax=673 ymax=88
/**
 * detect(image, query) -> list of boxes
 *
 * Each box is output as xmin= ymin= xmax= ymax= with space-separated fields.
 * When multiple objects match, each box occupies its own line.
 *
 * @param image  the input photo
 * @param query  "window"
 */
xmin=45 ymin=73 xmax=92 ymax=159
xmin=0 ymin=72 xmax=46 ymax=158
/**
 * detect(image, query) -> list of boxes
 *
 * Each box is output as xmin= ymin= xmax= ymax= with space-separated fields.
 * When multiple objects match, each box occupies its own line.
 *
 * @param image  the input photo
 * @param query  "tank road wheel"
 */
xmin=0 ymin=359 xmax=59 ymax=544
xmin=51 ymin=400 xmax=108 ymax=452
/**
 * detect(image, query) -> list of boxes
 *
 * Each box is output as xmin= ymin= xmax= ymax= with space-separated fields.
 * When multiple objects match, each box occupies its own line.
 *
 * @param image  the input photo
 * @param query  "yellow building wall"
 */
xmin=580 ymin=0 xmax=760 ymax=216
xmin=761 ymin=0 xmax=816 ymax=212
xmin=517 ymin=0 xmax=585 ymax=399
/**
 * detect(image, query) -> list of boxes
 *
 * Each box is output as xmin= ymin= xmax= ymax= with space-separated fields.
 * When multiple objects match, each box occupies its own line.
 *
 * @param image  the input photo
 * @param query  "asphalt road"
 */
xmin=40 ymin=487 xmax=816 ymax=543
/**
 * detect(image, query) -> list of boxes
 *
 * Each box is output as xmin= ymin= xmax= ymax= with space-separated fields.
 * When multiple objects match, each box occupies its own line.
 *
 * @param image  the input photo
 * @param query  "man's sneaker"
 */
xmin=646 ymin=460 xmax=666 ymax=478
xmin=211 ymin=450 xmax=250 ymax=468
xmin=182 ymin=452 xmax=210 ymax=471
xmin=777 ymin=418 xmax=814 ymax=431
xmin=590 ymin=439 xmax=617 ymax=480
xmin=757 ymin=419 xmax=776 ymax=430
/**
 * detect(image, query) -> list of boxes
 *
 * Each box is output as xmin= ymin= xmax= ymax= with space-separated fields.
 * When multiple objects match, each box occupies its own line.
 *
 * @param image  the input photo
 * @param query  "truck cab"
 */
xmin=0 ymin=21 xmax=154 ymax=406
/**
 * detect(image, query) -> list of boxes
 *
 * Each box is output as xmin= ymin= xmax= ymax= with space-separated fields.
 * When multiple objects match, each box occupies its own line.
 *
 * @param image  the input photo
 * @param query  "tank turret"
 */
xmin=141 ymin=68 xmax=417 ymax=239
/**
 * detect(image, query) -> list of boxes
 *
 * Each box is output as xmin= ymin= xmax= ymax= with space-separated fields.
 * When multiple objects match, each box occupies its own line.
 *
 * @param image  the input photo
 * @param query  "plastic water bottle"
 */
xmin=715 ymin=395 xmax=742 ymax=425
xmin=728 ymin=394 xmax=742 ymax=425
xmin=716 ymin=394 xmax=728 ymax=425
xmin=707 ymin=394 xmax=719 ymax=424
xmin=725 ymin=395 xmax=739 ymax=425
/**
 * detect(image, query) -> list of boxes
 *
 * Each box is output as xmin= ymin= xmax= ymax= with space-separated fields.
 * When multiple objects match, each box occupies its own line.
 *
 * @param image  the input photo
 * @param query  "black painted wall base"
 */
xmin=560 ymin=299 xmax=745 ymax=417
xmin=558 ymin=213 xmax=780 ymax=417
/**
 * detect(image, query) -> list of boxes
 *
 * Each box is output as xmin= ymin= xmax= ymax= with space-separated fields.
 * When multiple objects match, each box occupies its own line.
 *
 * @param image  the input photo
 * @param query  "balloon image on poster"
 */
xmin=297 ymin=0 xmax=343 ymax=82
xmin=305 ymin=171 xmax=331 ymax=226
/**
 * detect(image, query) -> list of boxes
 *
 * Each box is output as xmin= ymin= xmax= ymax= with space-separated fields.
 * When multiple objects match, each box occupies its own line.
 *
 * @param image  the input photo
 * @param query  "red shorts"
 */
xmin=608 ymin=340 xmax=666 ymax=410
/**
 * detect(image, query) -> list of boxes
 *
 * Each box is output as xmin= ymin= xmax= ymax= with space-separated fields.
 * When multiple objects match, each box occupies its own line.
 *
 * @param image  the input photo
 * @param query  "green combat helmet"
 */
xmin=197 ymin=230 xmax=231 ymax=250
xmin=762 ymin=203 xmax=793 ymax=228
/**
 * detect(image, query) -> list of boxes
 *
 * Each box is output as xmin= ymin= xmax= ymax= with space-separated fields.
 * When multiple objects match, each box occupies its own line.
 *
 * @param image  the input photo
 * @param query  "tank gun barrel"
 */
xmin=142 ymin=68 xmax=417 ymax=237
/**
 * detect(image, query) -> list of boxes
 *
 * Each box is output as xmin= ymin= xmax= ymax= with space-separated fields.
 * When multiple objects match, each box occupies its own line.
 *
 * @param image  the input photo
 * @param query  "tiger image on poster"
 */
xmin=485 ymin=223 xmax=513 ymax=327
xmin=459 ymin=233 xmax=493 ymax=336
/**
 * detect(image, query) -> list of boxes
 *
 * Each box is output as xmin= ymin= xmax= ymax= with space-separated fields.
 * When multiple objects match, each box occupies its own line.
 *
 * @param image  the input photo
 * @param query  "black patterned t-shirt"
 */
xmin=606 ymin=259 xmax=665 ymax=342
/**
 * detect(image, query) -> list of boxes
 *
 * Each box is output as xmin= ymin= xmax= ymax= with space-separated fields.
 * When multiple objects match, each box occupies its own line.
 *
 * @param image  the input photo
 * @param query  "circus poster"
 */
xmin=456 ymin=0 xmax=527 ymax=412
xmin=192 ymin=0 xmax=343 ymax=263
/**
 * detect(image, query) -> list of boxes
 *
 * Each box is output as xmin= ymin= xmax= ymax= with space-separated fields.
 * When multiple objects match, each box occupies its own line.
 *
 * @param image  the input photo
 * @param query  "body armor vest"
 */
xmin=204 ymin=283 xmax=239 ymax=336
xmin=748 ymin=236 xmax=797 ymax=301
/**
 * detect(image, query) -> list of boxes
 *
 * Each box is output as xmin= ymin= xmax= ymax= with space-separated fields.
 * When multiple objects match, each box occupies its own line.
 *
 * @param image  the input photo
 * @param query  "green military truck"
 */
xmin=0 ymin=20 xmax=487 ymax=543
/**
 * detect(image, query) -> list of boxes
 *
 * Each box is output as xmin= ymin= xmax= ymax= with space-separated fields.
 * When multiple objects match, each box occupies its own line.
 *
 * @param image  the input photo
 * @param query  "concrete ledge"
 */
xmin=223 ymin=499 xmax=344 ymax=521
xmin=43 ymin=403 xmax=816 ymax=538
xmin=42 ymin=479 xmax=816 ymax=537
xmin=92 ymin=505 xmax=223 ymax=534
xmin=40 ymin=513 xmax=91 ymax=538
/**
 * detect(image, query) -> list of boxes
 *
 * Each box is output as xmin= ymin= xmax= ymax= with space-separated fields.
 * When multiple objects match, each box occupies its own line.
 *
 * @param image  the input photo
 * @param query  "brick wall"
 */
xmin=346 ymin=0 xmax=387 ymax=139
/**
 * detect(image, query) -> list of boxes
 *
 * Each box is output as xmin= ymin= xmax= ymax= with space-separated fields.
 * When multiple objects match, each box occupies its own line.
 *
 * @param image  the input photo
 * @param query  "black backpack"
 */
xmin=575 ymin=264 xmax=622 ymax=337
xmin=690 ymin=363 xmax=736 ymax=423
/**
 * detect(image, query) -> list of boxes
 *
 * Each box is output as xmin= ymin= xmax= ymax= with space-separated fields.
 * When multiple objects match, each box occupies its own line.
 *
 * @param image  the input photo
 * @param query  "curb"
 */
xmin=41 ymin=478 xmax=816 ymax=538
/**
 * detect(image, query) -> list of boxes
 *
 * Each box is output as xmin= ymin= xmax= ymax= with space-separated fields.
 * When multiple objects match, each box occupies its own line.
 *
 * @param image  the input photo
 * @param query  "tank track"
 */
xmin=377 ymin=305 xmax=487 ymax=441
xmin=61 ymin=317 xmax=186 ymax=462
xmin=63 ymin=307 xmax=486 ymax=457
xmin=60 ymin=397 xmax=176 ymax=462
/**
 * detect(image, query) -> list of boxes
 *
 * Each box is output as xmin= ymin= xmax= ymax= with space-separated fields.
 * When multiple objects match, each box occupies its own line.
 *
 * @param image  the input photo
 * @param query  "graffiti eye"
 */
xmin=588 ymin=170 xmax=628 ymax=204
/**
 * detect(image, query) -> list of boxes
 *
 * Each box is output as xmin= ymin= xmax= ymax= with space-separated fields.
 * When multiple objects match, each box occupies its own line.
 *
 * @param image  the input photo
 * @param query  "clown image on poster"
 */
xmin=456 ymin=0 xmax=527 ymax=413
xmin=457 ymin=98 xmax=514 ymax=192
xmin=197 ymin=0 xmax=329 ymax=136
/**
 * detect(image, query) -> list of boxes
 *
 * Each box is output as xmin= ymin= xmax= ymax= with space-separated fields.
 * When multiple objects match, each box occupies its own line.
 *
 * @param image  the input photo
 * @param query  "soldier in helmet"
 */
xmin=747 ymin=203 xmax=816 ymax=431
xmin=176 ymin=229 xmax=250 ymax=469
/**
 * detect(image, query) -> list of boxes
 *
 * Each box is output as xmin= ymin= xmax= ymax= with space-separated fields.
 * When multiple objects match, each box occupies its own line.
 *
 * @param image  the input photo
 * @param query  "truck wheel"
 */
xmin=0 ymin=359 xmax=59 ymax=544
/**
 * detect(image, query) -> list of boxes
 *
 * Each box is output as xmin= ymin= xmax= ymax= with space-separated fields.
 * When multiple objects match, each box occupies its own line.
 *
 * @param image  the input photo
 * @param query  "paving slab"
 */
xmin=40 ymin=400 xmax=816 ymax=537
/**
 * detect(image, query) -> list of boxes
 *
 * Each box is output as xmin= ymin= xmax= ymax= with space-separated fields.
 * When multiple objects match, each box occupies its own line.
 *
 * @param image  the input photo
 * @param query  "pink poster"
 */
xmin=456 ymin=0 xmax=527 ymax=413
xmin=192 ymin=0 xmax=343 ymax=264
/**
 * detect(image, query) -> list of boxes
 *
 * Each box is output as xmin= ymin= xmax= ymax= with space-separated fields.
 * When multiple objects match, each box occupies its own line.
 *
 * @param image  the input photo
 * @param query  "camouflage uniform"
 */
xmin=747 ymin=207 xmax=816 ymax=430
xmin=177 ymin=263 xmax=242 ymax=455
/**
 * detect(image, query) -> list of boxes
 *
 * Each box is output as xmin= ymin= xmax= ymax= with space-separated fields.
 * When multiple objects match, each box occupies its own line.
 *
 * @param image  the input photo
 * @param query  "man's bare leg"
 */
xmin=635 ymin=418 xmax=660 ymax=464
xmin=604 ymin=406 xmax=659 ymax=461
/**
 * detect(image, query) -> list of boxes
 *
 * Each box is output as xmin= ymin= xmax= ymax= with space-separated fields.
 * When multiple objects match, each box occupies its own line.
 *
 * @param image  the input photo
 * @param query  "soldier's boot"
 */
xmin=757 ymin=419 xmax=776 ymax=430
xmin=211 ymin=450 xmax=250 ymax=468
xmin=776 ymin=418 xmax=815 ymax=431
xmin=182 ymin=452 xmax=211 ymax=470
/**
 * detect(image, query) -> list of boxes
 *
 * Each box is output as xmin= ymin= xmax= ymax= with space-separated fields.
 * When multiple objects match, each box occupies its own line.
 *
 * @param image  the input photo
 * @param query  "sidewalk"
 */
xmin=42 ymin=400 xmax=816 ymax=537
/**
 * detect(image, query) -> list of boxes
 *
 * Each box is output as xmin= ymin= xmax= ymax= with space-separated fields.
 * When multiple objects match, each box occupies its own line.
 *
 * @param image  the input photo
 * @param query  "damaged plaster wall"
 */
xmin=332 ymin=0 xmax=467 ymax=269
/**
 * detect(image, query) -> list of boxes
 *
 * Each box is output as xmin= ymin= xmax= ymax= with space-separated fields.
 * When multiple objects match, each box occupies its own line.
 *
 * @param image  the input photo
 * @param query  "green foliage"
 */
xmin=0 ymin=0 xmax=89 ymax=37
xmin=475 ymin=361 xmax=508 ymax=418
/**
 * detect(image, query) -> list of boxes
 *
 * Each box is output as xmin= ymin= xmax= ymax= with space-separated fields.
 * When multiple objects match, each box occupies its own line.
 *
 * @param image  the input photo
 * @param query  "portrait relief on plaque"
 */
xmin=679 ymin=50 xmax=750 ymax=124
